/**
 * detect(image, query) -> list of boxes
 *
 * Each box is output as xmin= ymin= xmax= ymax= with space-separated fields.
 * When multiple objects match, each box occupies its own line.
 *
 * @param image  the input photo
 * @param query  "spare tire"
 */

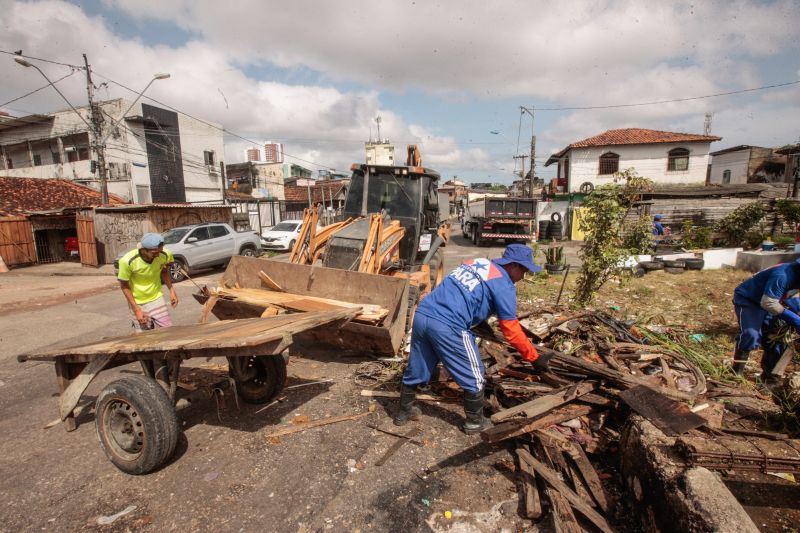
xmin=665 ymin=267 xmax=685 ymax=275
xmin=632 ymin=265 xmax=646 ymax=278
xmin=639 ymin=261 xmax=664 ymax=271
xmin=579 ymin=182 xmax=594 ymax=194
xmin=538 ymin=220 xmax=550 ymax=238
xmin=550 ymin=212 xmax=562 ymax=222
xmin=663 ymin=259 xmax=686 ymax=269
xmin=684 ymin=258 xmax=705 ymax=270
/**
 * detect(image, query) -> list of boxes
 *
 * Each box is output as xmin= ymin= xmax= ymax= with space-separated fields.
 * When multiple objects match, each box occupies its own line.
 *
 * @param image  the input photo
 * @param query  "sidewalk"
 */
xmin=0 ymin=262 xmax=118 ymax=314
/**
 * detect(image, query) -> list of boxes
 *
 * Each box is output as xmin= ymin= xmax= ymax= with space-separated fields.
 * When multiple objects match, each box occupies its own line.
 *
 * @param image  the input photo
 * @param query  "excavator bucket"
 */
xmin=197 ymin=256 xmax=410 ymax=356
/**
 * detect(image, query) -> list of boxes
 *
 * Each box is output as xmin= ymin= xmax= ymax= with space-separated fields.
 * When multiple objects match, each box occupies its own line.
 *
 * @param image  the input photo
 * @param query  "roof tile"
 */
xmin=0 ymin=176 xmax=126 ymax=216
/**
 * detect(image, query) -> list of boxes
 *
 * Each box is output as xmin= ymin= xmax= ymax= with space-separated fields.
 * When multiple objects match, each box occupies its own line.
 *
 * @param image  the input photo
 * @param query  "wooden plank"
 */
xmin=76 ymin=216 xmax=99 ymax=267
xmin=567 ymin=443 xmax=610 ymax=513
xmin=375 ymin=427 xmax=421 ymax=466
xmin=59 ymin=353 xmax=114 ymax=420
xmin=198 ymin=295 xmax=218 ymax=324
xmin=264 ymin=411 xmax=370 ymax=439
xmin=619 ymin=385 xmax=706 ymax=436
xmin=482 ymin=404 xmax=594 ymax=443
xmin=257 ymin=270 xmax=284 ymax=292
xmin=491 ymin=382 xmax=597 ymax=423
xmin=54 ymin=359 xmax=77 ymax=431
xmin=659 ymin=356 xmax=675 ymax=389
xmin=360 ymin=390 xmax=449 ymax=402
xmin=516 ymin=448 xmax=542 ymax=519
xmin=518 ymin=449 xmax=615 ymax=533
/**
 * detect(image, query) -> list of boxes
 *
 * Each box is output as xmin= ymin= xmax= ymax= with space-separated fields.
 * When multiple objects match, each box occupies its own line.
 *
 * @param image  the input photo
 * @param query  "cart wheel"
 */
xmin=232 ymin=355 xmax=287 ymax=404
xmin=95 ymin=375 xmax=179 ymax=475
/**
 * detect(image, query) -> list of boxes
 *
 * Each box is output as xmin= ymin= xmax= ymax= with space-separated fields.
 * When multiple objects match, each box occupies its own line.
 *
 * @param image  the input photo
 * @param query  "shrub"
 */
xmin=713 ymin=203 xmax=765 ymax=247
xmin=682 ymin=220 xmax=713 ymax=249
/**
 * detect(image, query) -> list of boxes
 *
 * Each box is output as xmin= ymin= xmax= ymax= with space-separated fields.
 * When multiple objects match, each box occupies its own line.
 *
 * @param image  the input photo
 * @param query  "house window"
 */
xmin=667 ymin=148 xmax=690 ymax=171
xmin=204 ymin=150 xmax=216 ymax=167
xmin=564 ymin=156 xmax=570 ymax=180
xmin=598 ymin=152 xmax=619 ymax=175
xmin=722 ymin=170 xmax=731 ymax=184
xmin=52 ymin=152 xmax=61 ymax=164
xmin=33 ymin=154 xmax=42 ymax=166
xmin=136 ymin=185 xmax=151 ymax=203
xmin=78 ymin=147 xmax=90 ymax=161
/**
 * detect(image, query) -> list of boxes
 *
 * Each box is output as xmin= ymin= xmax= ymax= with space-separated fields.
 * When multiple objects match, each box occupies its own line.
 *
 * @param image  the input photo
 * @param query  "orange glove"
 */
xmin=498 ymin=319 xmax=539 ymax=362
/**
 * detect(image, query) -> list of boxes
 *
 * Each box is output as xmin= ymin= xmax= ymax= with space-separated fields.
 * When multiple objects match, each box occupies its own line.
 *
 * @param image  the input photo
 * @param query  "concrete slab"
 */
xmin=736 ymin=250 xmax=800 ymax=272
xmin=702 ymin=248 xmax=742 ymax=270
xmin=683 ymin=467 xmax=760 ymax=533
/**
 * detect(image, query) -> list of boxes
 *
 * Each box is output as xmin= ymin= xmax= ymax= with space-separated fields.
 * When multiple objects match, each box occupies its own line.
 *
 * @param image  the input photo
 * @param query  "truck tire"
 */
xmin=548 ymin=222 xmax=563 ymax=240
xmin=538 ymin=220 xmax=550 ymax=239
xmin=95 ymin=375 xmax=179 ymax=475
xmin=231 ymin=355 xmax=287 ymax=404
xmin=579 ymin=182 xmax=594 ymax=194
xmin=471 ymin=226 xmax=481 ymax=246
xmin=684 ymin=258 xmax=705 ymax=270
xmin=428 ymin=248 xmax=445 ymax=288
xmin=169 ymin=258 xmax=187 ymax=283
xmin=550 ymin=212 xmax=562 ymax=222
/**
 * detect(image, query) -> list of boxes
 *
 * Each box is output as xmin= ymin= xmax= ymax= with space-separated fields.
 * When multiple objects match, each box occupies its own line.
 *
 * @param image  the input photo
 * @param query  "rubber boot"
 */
xmin=462 ymin=390 xmax=493 ymax=435
xmin=393 ymin=384 xmax=421 ymax=426
xmin=732 ymin=350 xmax=750 ymax=376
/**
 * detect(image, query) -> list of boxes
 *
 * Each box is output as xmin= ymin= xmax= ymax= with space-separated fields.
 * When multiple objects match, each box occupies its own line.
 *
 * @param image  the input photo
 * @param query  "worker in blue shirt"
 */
xmin=652 ymin=214 xmax=666 ymax=236
xmin=732 ymin=260 xmax=800 ymax=375
xmin=760 ymin=296 xmax=800 ymax=385
xmin=394 ymin=244 xmax=552 ymax=434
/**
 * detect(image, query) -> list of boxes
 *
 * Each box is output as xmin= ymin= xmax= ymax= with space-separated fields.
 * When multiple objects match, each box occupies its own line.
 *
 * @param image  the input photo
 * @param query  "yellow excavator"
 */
xmin=204 ymin=146 xmax=451 ymax=356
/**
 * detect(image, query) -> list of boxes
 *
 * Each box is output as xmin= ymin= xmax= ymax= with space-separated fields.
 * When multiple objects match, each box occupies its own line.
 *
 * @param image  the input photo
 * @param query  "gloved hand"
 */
xmin=781 ymin=308 xmax=800 ymax=331
xmin=531 ymin=350 xmax=553 ymax=373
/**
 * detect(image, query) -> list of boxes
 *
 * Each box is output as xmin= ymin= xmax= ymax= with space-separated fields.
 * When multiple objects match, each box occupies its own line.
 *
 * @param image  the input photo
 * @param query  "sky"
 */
xmin=0 ymin=0 xmax=798 ymax=184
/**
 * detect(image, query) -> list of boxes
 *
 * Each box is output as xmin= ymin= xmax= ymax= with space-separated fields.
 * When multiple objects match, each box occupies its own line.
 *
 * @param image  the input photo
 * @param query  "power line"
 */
xmin=0 ymin=70 xmax=79 ymax=109
xmin=0 ymin=49 xmax=84 ymax=70
xmin=532 ymin=80 xmax=800 ymax=111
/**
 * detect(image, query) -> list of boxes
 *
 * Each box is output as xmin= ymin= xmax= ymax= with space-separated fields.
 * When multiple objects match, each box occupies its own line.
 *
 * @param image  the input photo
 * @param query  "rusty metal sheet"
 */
xmin=619 ymin=385 xmax=706 ymax=436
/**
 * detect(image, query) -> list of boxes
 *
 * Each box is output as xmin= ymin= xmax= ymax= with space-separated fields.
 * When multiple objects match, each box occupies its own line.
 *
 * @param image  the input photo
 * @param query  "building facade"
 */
xmin=545 ymin=128 xmax=721 ymax=193
xmin=263 ymin=142 xmax=284 ymax=164
xmin=365 ymin=140 xmax=395 ymax=165
xmin=225 ymin=162 xmax=285 ymax=200
xmin=0 ymin=98 xmax=225 ymax=203
xmin=709 ymin=145 xmax=787 ymax=185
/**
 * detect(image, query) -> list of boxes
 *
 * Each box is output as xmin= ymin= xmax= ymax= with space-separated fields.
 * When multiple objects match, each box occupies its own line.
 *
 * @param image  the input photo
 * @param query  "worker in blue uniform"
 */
xmin=760 ymin=295 xmax=800 ymax=385
xmin=732 ymin=260 xmax=800 ymax=375
xmin=394 ymin=244 xmax=552 ymax=434
xmin=652 ymin=214 xmax=666 ymax=236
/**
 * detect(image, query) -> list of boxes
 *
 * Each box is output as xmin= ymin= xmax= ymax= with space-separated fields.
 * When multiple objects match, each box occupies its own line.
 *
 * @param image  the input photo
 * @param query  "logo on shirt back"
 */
xmin=450 ymin=258 xmax=503 ymax=292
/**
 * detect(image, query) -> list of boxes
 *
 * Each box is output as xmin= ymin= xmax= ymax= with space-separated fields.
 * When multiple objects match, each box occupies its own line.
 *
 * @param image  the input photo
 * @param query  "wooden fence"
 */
xmin=0 ymin=216 xmax=35 ymax=267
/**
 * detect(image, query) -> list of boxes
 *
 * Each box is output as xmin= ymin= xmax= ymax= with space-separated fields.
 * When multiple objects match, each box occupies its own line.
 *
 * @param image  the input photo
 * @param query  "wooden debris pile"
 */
xmin=473 ymin=310 xmax=715 ymax=531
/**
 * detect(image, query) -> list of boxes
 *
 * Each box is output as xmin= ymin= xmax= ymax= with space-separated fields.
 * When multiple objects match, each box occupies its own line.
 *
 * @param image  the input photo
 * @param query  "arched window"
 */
xmin=668 ymin=148 xmax=690 ymax=171
xmin=598 ymin=152 xmax=619 ymax=175
xmin=722 ymin=170 xmax=731 ymax=184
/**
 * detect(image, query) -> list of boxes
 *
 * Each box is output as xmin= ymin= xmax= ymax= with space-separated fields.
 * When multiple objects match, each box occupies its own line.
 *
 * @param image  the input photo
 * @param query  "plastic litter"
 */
xmin=97 ymin=505 xmax=136 ymax=525
xmin=205 ymin=472 xmax=219 ymax=481
xmin=421 ymin=498 xmax=431 ymax=507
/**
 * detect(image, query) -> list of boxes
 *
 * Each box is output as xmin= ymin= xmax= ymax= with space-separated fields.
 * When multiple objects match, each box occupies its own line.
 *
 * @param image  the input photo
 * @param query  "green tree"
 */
xmin=573 ymin=168 xmax=653 ymax=306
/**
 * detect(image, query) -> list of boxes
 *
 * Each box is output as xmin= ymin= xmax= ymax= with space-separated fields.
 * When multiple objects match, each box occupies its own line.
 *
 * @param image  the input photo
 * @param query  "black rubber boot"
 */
xmin=462 ymin=390 xmax=493 ymax=435
xmin=393 ymin=384 xmax=421 ymax=426
xmin=732 ymin=350 xmax=750 ymax=376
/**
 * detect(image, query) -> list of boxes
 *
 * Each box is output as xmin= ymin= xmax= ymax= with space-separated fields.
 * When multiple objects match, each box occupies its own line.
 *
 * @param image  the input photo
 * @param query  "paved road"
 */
xmin=0 ymin=238 xmax=523 ymax=532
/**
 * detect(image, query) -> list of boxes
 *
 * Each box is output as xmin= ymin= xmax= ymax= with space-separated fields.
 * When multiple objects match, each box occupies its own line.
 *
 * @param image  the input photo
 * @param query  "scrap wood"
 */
xmin=619 ymin=385 xmax=707 ymax=436
xmin=491 ymin=381 xmax=597 ymax=423
xmin=518 ymin=448 xmax=615 ymax=533
xmin=516 ymin=447 xmax=543 ymax=519
xmin=366 ymin=424 xmax=424 ymax=446
xmin=482 ymin=404 xmax=595 ymax=443
xmin=264 ymin=411 xmax=370 ymax=439
xmin=359 ymin=389 xmax=456 ymax=402
xmin=565 ymin=441 xmax=611 ymax=513
xmin=257 ymin=270 xmax=284 ymax=292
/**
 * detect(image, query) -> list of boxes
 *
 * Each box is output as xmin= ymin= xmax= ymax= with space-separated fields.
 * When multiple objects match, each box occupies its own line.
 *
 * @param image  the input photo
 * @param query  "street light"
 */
xmin=14 ymin=56 xmax=169 ymax=203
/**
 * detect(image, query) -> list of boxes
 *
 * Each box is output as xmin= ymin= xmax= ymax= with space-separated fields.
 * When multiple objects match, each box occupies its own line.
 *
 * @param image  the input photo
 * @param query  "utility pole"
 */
xmin=83 ymin=54 xmax=109 ymax=204
xmin=520 ymin=106 xmax=536 ymax=199
xmin=513 ymin=155 xmax=528 ymax=194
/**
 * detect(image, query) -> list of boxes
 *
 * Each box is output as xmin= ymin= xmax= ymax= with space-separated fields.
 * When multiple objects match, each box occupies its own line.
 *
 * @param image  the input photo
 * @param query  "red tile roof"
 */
xmin=0 ymin=176 xmax=126 ymax=216
xmin=546 ymin=128 xmax=722 ymax=166
xmin=284 ymin=181 xmax=348 ymax=204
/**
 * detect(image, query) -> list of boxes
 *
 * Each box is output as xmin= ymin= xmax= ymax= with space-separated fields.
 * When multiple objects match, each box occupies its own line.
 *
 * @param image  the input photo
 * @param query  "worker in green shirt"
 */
xmin=117 ymin=232 xmax=178 ymax=331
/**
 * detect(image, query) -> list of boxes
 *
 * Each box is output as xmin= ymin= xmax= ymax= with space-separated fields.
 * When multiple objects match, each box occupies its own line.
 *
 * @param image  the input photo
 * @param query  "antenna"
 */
xmin=704 ymin=112 xmax=713 ymax=136
xmin=376 ymin=116 xmax=382 ymax=142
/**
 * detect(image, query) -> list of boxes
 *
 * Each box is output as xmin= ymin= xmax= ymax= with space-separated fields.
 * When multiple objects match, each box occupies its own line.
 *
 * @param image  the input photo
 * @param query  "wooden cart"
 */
xmin=18 ymin=309 xmax=356 ymax=474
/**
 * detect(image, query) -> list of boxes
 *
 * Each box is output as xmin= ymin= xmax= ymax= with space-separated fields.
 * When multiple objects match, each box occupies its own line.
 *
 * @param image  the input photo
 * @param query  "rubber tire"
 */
xmin=288 ymin=239 xmax=296 ymax=253
xmin=663 ymin=259 xmax=686 ymax=269
xmin=95 ymin=375 xmax=179 ymax=475
xmin=684 ymin=258 xmax=705 ymax=270
xmin=579 ymin=182 xmax=594 ymax=194
xmin=169 ymin=258 xmax=187 ymax=283
xmin=665 ymin=267 xmax=685 ymax=275
xmin=632 ymin=265 xmax=646 ymax=278
xmin=240 ymin=246 xmax=256 ymax=257
xmin=405 ymin=284 xmax=421 ymax=333
xmin=428 ymin=248 xmax=445 ymax=289
xmin=550 ymin=212 xmax=562 ymax=222
xmin=472 ymin=227 xmax=482 ymax=246
xmin=232 ymin=355 xmax=287 ymax=404
xmin=639 ymin=261 xmax=664 ymax=271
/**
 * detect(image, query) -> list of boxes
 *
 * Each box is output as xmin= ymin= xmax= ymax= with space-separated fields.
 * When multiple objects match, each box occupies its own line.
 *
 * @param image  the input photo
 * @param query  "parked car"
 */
xmin=261 ymin=219 xmax=304 ymax=252
xmin=114 ymin=222 xmax=262 ymax=282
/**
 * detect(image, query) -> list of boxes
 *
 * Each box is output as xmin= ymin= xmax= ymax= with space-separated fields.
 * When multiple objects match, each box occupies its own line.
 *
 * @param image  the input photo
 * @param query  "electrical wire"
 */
xmin=531 ymin=80 xmax=800 ymax=111
xmin=0 ymin=49 xmax=85 ymax=70
xmin=0 ymin=70 xmax=79 ymax=109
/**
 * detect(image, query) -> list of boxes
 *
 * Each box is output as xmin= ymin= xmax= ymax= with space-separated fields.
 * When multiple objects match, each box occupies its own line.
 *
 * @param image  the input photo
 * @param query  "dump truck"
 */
xmin=461 ymin=195 xmax=536 ymax=246
xmin=196 ymin=145 xmax=449 ymax=359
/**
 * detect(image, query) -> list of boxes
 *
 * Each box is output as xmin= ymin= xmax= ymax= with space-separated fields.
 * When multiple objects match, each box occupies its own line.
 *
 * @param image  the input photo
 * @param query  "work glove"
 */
xmin=531 ymin=350 xmax=553 ymax=373
xmin=780 ymin=308 xmax=800 ymax=331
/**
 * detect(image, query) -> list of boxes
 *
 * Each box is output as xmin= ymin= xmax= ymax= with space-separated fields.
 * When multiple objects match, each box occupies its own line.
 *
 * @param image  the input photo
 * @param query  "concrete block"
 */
xmin=701 ymin=248 xmax=742 ymax=270
xmin=683 ymin=467 xmax=760 ymax=533
xmin=736 ymin=250 xmax=800 ymax=273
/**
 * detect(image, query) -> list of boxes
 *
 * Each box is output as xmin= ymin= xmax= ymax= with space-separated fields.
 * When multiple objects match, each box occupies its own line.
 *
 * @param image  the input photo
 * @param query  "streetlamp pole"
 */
xmin=14 ymin=54 xmax=168 ymax=204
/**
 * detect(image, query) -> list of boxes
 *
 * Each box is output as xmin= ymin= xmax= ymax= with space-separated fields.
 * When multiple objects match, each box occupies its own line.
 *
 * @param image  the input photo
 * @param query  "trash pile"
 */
xmin=469 ymin=309 xmax=800 ymax=531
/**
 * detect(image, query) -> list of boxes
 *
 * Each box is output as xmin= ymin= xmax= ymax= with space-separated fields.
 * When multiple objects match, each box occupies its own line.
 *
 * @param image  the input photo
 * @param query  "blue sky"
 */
xmin=2 ymin=0 xmax=799 ymax=184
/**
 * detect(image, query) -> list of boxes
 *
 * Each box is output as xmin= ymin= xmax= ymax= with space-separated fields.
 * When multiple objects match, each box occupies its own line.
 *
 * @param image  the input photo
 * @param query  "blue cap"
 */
xmin=494 ymin=243 xmax=542 ymax=273
xmin=140 ymin=232 xmax=164 ymax=249
xmin=654 ymin=214 xmax=663 ymax=220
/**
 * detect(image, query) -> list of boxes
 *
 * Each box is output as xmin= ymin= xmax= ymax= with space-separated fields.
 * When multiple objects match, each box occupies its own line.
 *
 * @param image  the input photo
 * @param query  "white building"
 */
xmin=544 ymin=128 xmax=721 ymax=193
xmin=0 ymin=98 xmax=226 ymax=203
xmin=365 ymin=140 xmax=395 ymax=165
xmin=709 ymin=145 xmax=787 ymax=185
